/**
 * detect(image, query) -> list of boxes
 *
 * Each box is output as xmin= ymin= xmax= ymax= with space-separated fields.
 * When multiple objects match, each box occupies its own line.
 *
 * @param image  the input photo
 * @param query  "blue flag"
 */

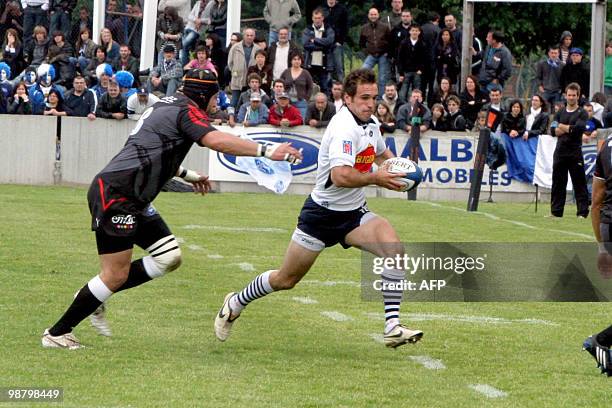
xmin=503 ymin=133 xmax=538 ymax=183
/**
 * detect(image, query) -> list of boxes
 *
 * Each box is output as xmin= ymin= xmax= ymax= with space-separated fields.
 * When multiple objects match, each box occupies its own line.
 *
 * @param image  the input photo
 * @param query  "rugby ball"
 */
xmin=383 ymin=157 xmax=423 ymax=192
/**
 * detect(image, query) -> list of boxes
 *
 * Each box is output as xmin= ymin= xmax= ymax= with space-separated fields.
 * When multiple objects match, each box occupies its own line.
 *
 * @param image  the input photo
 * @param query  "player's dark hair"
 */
xmin=343 ymin=69 xmax=376 ymax=98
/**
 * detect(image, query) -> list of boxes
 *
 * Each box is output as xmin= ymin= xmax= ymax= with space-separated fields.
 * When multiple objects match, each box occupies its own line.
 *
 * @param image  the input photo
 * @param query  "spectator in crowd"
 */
xmin=605 ymin=41 xmax=612 ymax=97
xmin=382 ymin=81 xmax=400 ymax=115
xmin=0 ymin=1 xmax=23 ymax=43
xmin=472 ymin=110 xmax=487 ymax=132
xmin=149 ymin=44 xmax=183 ymax=97
xmin=397 ymin=23 xmax=426 ymax=104
xmin=263 ymin=0 xmax=301 ymax=45
xmin=254 ymin=35 xmax=267 ymax=52
xmin=444 ymin=14 xmax=462 ymax=52
xmin=550 ymin=82 xmax=589 ymax=218
xmin=238 ymin=73 xmax=272 ymax=108
xmin=381 ymin=0 xmax=403 ymax=30
xmin=22 ymin=66 xmax=37 ymax=91
xmin=280 ymin=51 xmax=313 ymax=120
xmin=112 ymin=44 xmax=140 ymax=87
xmin=70 ymin=6 xmax=91 ymax=45
xmin=560 ymin=47 xmax=589 ymax=101
xmin=205 ymin=32 xmax=227 ymax=85
xmin=126 ymin=87 xmax=159 ymax=121
xmin=0 ymin=78 xmax=8 ymax=113
xmin=42 ymin=88 xmax=66 ymax=116
xmin=115 ymin=70 xmax=136 ymax=98
xmin=236 ymin=91 xmax=269 ymax=127
xmin=389 ymin=10 xmax=413 ymax=79
xmin=331 ymin=79 xmax=343 ymax=112
xmin=268 ymin=26 xmax=299 ymax=81
xmin=375 ymin=100 xmax=396 ymax=133
xmin=63 ymin=74 xmax=95 ymax=119
xmin=523 ymin=94 xmax=549 ymax=140
xmin=435 ymin=29 xmax=460 ymax=88
xmin=85 ymin=46 xmax=108 ymax=86
xmin=105 ymin=0 xmax=125 ymax=44
xmin=430 ymin=76 xmax=456 ymax=111
xmin=216 ymin=88 xmax=231 ymax=111
xmin=479 ymin=30 xmax=513 ymax=91
xmin=305 ymin=92 xmax=335 ymax=128
xmin=95 ymin=78 xmax=126 ymax=120
xmin=156 ymin=6 xmax=184 ymax=66
xmin=228 ymin=27 xmax=259 ymax=109
xmin=181 ymin=0 xmax=210 ymax=67
xmin=360 ymin=7 xmax=390 ymax=98
xmin=483 ymin=85 xmax=505 ymax=131
xmin=184 ymin=45 xmax=217 ymax=75
xmin=247 ymin=49 xmax=272 ymax=96
xmin=582 ymin=102 xmax=604 ymax=144
xmin=47 ymin=30 xmax=74 ymax=87
xmin=22 ymin=0 xmax=49 ymax=43
xmin=99 ymin=27 xmax=119 ymax=62
xmin=460 ymin=74 xmax=489 ymax=129
xmin=2 ymin=28 xmax=23 ymax=79
xmin=29 ymin=63 xmax=64 ymax=115
xmin=49 ymin=0 xmax=75 ymax=40
xmin=501 ymin=99 xmax=525 ymax=137
xmin=302 ymin=8 xmax=334 ymax=96
xmin=7 ymin=80 xmax=31 ymax=114
xmin=558 ymin=31 xmax=573 ymax=64
xmin=321 ymin=0 xmax=348 ymax=82
xmin=206 ymin=0 xmax=227 ymax=44
xmin=91 ymin=63 xmax=111 ymax=100
xmin=536 ymin=45 xmax=564 ymax=107
xmin=73 ymin=26 xmax=95 ymax=75
xmin=24 ymin=25 xmax=49 ymax=70
xmin=429 ymin=103 xmax=447 ymax=131
xmin=446 ymin=95 xmax=467 ymax=131
xmin=270 ymin=78 xmax=285 ymax=105
xmin=208 ymin=99 xmax=229 ymax=125
xmin=421 ymin=12 xmax=440 ymax=105
xmin=396 ymin=88 xmax=431 ymax=133
xmin=158 ymin=0 xmax=191 ymax=23
xmin=126 ymin=3 xmax=143 ymax=58
xmin=268 ymin=91 xmax=303 ymax=127
xmin=0 ymin=61 xmax=12 ymax=104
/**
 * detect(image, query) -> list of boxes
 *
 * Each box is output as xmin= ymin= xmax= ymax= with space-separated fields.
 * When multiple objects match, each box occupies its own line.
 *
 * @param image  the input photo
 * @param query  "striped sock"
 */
xmin=382 ymin=268 xmax=405 ymax=333
xmin=230 ymin=270 xmax=275 ymax=314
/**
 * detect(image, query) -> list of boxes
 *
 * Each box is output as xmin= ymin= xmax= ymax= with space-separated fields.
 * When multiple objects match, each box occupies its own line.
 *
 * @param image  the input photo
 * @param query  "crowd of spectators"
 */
xmin=0 ymin=0 xmax=611 ymax=136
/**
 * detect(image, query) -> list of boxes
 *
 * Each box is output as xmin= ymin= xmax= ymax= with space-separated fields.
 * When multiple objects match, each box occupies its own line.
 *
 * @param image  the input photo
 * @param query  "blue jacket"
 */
xmin=29 ymin=83 xmax=65 ymax=115
xmin=302 ymin=24 xmax=335 ymax=71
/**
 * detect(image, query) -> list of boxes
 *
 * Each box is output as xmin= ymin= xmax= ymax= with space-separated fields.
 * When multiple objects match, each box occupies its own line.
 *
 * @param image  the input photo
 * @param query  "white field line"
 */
xmin=320 ymin=311 xmax=353 ymax=322
xmin=468 ymin=384 xmax=508 ymax=399
xmin=176 ymin=236 xmax=185 ymax=243
xmin=186 ymin=244 xmax=203 ymax=251
xmin=182 ymin=225 xmax=287 ymax=233
xmin=235 ymin=262 xmax=255 ymax=272
xmin=408 ymin=355 xmax=447 ymax=370
xmin=207 ymin=254 xmax=224 ymax=259
xmin=416 ymin=201 xmax=593 ymax=240
xmin=363 ymin=312 xmax=558 ymax=326
xmin=292 ymin=296 xmax=319 ymax=304
xmin=302 ymin=280 xmax=361 ymax=287
xmin=368 ymin=333 xmax=385 ymax=344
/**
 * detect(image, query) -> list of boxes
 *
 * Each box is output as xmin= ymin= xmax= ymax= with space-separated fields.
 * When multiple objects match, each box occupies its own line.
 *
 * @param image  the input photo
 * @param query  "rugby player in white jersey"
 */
xmin=215 ymin=69 xmax=423 ymax=348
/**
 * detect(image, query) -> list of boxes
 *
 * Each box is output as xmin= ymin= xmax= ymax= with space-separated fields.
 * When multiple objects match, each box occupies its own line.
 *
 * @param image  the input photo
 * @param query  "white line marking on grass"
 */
xmin=547 ymin=229 xmax=593 ymax=239
xmin=362 ymin=312 xmax=558 ymax=326
xmin=182 ymin=225 xmax=287 ymax=233
xmin=302 ymin=280 xmax=361 ymax=287
xmin=368 ymin=333 xmax=384 ymax=344
xmin=320 ymin=311 xmax=353 ymax=322
xmin=187 ymin=244 xmax=203 ymax=251
xmin=292 ymin=296 xmax=318 ymax=304
xmin=176 ymin=236 xmax=185 ymax=243
xmin=207 ymin=254 xmax=224 ymax=259
xmin=408 ymin=355 xmax=446 ymax=370
xmin=468 ymin=384 xmax=508 ymax=399
xmin=236 ymin=262 xmax=255 ymax=272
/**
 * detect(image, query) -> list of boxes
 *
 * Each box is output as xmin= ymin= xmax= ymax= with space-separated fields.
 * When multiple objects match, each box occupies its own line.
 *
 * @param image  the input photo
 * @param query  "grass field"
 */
xmin=1 ymin=184 xmax=610 ymax=408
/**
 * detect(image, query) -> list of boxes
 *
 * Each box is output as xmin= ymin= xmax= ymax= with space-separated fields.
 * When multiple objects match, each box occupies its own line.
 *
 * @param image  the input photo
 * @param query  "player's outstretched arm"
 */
xmin=331 ymin=165 xmax=406 ymax=191
xmin=200 ymin=131 xmax=303 ymax=163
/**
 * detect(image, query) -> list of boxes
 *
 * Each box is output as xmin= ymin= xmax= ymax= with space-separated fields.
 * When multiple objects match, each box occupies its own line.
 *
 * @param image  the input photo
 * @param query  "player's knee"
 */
xmin=274 ymin=274 xmax=300 ymax=290
xmin=144 ymin=235 xmax=182 ymax=278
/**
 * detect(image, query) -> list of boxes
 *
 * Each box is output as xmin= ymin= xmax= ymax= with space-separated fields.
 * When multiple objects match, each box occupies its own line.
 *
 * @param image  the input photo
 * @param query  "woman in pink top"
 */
xmin=184 ymin=45 xmax=218 ymax=75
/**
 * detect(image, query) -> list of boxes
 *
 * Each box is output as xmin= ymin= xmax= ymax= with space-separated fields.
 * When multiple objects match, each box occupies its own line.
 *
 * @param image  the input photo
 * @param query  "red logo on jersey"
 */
xmin=187 ymin=104 xmax=210 ymax=128
xmin=354 ymin=144 xmax=376 ymax=173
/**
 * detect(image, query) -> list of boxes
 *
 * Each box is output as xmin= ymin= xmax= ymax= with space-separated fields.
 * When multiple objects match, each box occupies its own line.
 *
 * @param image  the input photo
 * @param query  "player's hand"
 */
xmin=190 ymin=174 xmax=212 ymax=195
xmin=375 ymin=167 xmax=406 ymax=191
xmin=265 ymin=142 xmax=303 ymax=165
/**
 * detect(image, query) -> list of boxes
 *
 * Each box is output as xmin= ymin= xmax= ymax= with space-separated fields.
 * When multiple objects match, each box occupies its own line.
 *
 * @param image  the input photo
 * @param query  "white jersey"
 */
xmin=310 ymin=106 xmax=386 ymax=211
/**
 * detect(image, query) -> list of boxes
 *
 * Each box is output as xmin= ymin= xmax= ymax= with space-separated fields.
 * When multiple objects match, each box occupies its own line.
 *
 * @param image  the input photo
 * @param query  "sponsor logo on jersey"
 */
xmin=354 ymin=144 xmax=376 ymax=173
xmin=111 ymin=214 xmax=136 ymax=230
xmin=218 ymin=132 xmax=320 ymax=176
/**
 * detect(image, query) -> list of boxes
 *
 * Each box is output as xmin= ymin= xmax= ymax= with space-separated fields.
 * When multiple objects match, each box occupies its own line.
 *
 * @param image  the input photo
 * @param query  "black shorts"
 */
xmin=88 ymin=176 xmax=171 ymax=255
xmin=295 ymin=195 xmax=374 ymax=250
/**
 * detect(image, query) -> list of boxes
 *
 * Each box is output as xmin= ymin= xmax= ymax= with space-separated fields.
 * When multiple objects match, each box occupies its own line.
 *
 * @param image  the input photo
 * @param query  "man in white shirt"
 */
xmin=127 ymin=88 xmax=160 ymax=121
xmin=269 ymin=27 xmax=297 ymax=80
xmin=215 ymin=69 xmax=424 ymax=349
xmin=331 ymin=80 xmax=344 ymax=112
